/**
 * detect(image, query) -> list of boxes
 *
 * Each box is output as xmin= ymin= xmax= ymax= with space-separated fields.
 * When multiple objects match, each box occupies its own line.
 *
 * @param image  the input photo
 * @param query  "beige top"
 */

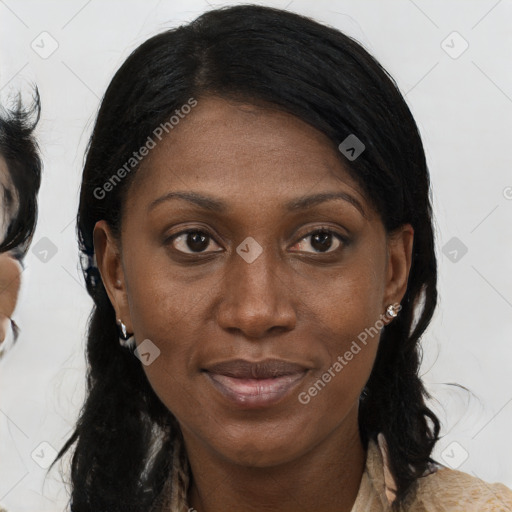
xmin=350 ymin=433 xmax=512 ymax=511
xmin=4 ymin=433 xmax=510 ymax=512
xmin=163 ymin=432 xmax=512 ymax=511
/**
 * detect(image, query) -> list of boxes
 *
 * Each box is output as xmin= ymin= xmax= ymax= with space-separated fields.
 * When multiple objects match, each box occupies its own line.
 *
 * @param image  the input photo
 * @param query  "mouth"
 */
xmin=202 ymin=359 xmax=309 ymax=409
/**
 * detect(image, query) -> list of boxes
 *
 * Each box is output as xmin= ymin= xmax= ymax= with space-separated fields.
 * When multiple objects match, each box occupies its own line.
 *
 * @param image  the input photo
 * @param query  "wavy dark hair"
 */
xmin=54 ymin=5 xmax=441 ymax=511
xmin=0 ymin=89 xmax=42 ymax=260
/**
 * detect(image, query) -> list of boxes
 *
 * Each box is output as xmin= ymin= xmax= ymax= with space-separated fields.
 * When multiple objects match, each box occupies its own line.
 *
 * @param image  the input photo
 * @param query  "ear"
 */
xmin=93 ymin=220 xmax=133 ymax=333
xmin=382 ymin=223 xmax=414 ymax=310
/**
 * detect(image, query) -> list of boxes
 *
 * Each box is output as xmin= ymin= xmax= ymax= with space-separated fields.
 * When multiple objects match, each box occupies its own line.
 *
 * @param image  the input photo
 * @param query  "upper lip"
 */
xmin=203 ymin=359 xmax=309 ymax=379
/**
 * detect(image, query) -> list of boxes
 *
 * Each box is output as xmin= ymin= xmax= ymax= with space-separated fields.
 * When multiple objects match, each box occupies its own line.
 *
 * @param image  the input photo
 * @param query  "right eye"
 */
xmin=166 ymin=230 xmax=223 ymax=255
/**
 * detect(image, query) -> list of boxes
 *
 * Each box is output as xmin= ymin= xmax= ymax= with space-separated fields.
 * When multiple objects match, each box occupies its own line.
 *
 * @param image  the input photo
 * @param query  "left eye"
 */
xmin=291 ymin=229 xmax=345 ymax=254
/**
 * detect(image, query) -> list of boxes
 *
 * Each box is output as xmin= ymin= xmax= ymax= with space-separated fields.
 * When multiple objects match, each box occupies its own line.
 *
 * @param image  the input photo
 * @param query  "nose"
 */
xmin=216 ymin=241 xmax=297 ymax=339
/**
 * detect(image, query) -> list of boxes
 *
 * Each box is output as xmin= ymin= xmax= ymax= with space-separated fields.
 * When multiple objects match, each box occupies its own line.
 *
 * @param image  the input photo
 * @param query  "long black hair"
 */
xmin=54 ymin=5 xmax=440 ymax=511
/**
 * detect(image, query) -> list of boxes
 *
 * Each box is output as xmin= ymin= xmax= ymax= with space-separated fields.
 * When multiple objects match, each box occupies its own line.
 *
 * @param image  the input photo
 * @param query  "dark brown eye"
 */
xmin=169 ymin=230 xmax=221 ymax=254
xmin=291 ymin=229 xmax=345 ymax=254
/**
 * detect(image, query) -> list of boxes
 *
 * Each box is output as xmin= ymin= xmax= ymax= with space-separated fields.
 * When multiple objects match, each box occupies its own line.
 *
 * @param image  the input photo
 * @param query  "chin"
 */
xmin=210 ymin=428 xmax=311 ymax=468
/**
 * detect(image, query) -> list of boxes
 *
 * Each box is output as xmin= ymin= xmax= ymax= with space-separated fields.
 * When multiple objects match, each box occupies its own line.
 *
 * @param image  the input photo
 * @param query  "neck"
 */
xmin=184 ymin=404 xmax=366 ymax=512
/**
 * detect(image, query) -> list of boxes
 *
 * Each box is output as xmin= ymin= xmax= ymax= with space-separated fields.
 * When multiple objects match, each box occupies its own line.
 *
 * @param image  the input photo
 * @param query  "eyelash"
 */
xmin=165 ymin=227 xmax=348 ymax=256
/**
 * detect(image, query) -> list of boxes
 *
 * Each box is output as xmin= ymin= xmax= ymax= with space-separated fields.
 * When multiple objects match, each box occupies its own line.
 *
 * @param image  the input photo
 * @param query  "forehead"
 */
xmin=129 ymin=95 xmax=368 ymax=212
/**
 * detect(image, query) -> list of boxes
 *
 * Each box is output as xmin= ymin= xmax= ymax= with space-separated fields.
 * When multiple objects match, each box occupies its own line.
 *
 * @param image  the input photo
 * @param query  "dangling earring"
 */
xmin=117 ymin=318 xmax=136 ymax=350
xmin=385 ymin=303 xmax=400 ymax=319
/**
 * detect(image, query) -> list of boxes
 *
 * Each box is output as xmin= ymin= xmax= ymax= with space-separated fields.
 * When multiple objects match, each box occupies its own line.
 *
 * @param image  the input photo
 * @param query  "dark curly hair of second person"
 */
xmin=0 ymin=90 xmax=42 ymax=347
xmin=0 ymin=90 xmax=42 ymax=258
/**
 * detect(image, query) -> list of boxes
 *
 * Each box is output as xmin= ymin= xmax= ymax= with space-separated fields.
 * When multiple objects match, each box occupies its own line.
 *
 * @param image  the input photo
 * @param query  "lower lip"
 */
xmin=204 ymin=371 xmax=307 ymax=409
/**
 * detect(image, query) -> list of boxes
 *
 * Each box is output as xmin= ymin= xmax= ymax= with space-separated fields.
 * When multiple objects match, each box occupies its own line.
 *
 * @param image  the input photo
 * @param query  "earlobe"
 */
xmin=383 ymin=224 xmax=414 ymax=310
xmin=93 ymin=220 xmax=133 ymax=332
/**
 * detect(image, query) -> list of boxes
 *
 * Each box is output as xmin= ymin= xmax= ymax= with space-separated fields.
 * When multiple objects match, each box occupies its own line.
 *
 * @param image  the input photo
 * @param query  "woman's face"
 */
xmin=0 ymin=155 xmax=18 ymax=242
xmin=0 ymin=155 xmax=22 ymax=344
xmin=95 ymin=95 xmax=413 ymax=467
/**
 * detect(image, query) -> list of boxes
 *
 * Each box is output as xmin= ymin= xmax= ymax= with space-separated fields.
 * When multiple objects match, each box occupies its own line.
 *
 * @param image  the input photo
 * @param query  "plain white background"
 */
xmin=0 ymin=1 xmax=511 ymax=510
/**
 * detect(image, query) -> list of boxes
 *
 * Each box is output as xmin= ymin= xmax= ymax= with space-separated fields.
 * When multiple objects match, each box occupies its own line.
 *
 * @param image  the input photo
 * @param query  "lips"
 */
xmin=202 ymin=359 xmax=309 ymax=408
xmin=204 ymin=359 xmax=308 ymax=379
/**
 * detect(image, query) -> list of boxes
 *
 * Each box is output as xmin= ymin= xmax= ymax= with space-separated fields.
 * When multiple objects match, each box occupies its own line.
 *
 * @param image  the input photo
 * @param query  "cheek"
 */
xmin=123 ymin=258 xmax=214 ymax=412
xmin=301 ymin=249 xmax=387 ymax=405
xmin=127 ymin=272 xmax=199 ymax=354
xmin=125 ymin=251 xmax=207 ymax=338
xmin=316 ymin=249 xmax=386 ymax=346
xmin=302 ymin=282 xmax=383 ymax=412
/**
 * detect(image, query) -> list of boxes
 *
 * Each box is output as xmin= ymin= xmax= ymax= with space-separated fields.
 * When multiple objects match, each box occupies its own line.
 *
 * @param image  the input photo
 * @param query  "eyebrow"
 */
xmin=285 ymin=192 xmax=366 ymax=217
xmin=148 ymin=191 xmax=366 ymax=217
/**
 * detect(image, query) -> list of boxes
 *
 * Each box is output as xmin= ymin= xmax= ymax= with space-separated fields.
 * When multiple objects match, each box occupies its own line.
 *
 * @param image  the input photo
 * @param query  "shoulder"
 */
xmin=412 ymin=466 xmax=512 ymax=511
xmin=375 ymin=434 xmax=512 ymax=511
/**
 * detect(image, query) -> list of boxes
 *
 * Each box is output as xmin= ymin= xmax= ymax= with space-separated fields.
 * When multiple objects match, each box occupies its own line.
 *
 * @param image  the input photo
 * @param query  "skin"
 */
xmin=0 ymin=252 xmax=21 ymax=343
xmin=94 ymin=95 xmax=413 ymax=512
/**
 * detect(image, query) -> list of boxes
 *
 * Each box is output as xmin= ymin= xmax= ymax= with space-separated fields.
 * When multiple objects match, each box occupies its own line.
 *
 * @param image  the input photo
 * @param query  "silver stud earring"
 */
xmin=385 ymin=303 xmax=400 ymax=319
xmin=117 ymin=318 xmax=136 ymax=350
